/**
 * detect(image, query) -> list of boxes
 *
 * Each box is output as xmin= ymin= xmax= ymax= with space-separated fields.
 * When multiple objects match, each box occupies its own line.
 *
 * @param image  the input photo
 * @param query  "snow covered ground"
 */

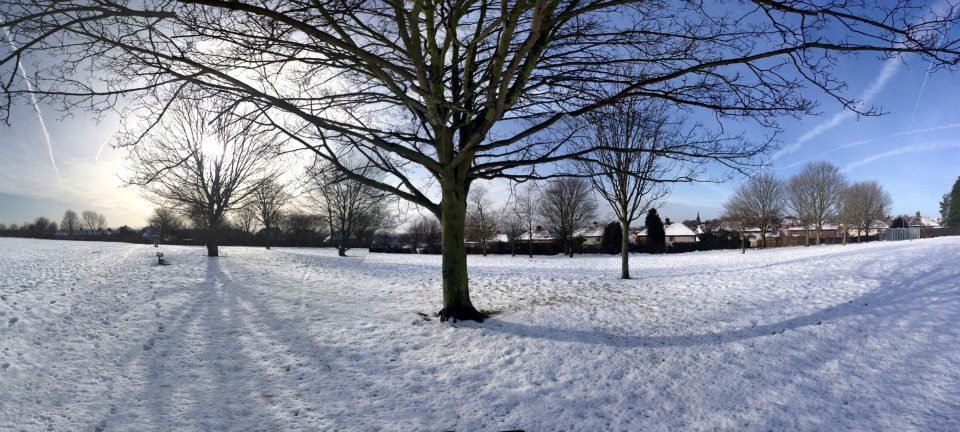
xmin=1 ymin=237 xmax=958 ymax=431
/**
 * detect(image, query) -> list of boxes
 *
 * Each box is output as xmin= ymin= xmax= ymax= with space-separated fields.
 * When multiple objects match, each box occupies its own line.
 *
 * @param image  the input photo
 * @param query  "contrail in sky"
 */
xmin=908 ymin=12 xmax=956 ymax=130
xmin=772 ymin=1 xmax=956 ymax=161
xmin=96 ymin=121 xmax=122 ymax=162
xmin=3 ymin=29 xmax=60 ymax=181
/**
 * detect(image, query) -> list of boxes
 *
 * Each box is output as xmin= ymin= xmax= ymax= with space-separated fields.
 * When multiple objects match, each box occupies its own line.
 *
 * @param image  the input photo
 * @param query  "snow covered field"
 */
xmin=1 ymin=237 xmax=958 ymax=431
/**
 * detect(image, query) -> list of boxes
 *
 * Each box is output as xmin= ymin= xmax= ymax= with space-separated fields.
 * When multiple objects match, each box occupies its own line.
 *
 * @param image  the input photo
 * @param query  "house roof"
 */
xmin=518 ymin=229 xmax=556 ymax=241
xmin=632 ymin=223 xmax=697 ymax=237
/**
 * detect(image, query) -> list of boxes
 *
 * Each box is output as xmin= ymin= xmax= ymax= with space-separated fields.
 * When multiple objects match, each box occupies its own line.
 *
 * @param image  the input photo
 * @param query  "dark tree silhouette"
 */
xmin=644 ymin=209 xmax=666 ymax=253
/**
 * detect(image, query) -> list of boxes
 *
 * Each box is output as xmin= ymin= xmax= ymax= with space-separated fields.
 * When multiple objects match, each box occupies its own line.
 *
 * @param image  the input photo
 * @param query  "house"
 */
xmin=574 ymin=222 xmax=606 ymax=246
xmin=907 ymin=211 xmax=941 ymax=228
xmin=632 ymin=221 xmax=698 ymax=247
xmin=517 ymin=226 xmax=557 ymax=243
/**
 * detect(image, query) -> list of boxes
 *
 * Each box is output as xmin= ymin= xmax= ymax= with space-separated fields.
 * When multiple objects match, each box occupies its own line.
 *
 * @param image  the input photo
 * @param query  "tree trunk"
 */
xmin=741 ymin=226 xmax=746 ymax=254
xmin=265 ymin=223 xmax=272 ymax=250
xmin=620 ymin=219 xmax=630 ymax=279
xmin=206 ymin=228 xmax=219 ymax=257
xmin=337 ymin=245 xmax=347 ymax=256
xmin=815 ymin=224 xmax=822 ymax=245
xmin=436 ymin=182 xmax=484 ymax=322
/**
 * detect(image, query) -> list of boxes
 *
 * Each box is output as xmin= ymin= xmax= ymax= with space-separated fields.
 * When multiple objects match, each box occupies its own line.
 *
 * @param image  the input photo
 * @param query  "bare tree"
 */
xmin=540 ymin=178 xmax=597 ymax=257
xmin=466 ymin=185 xmax=499 ymax=256
xmin=5 ymin=1 xmax=960 ymax=321
xmin=577 ymin=100 xmax=688 ymax=279
xmin=31 ymin=216 xmax=52 ymax=237
xmin=252 ymin=179 xmax=289 ymax=250
xmin=514 ymin=182 xmax=542 ymax=258
xmin=233 ymin=205 xmax=258 ymax=240
xmin=787 ymin=161 xmax=846 ymax=245
xmin=843 ymin=181 xmax=892 ymax=243
xmin=725 ymin=173 xmax=786 ymax=249
xmin=406 ymin=216 xmax=441 ymax=254
xmin=96 ymin=214 xmax=107 ymax=231
xmin=310 ymin=160 xmax=390 ymax=257
xmin=499 ymin=201 xmax=526 ymax=257
xmin=61 ymin=210 xmax=79 ymax=237
xmin=284 ymin=212 xmax=322 ymax=247
xmin=148 ymin=208 xmax=184 ymax=242
xmin=81 ymin=211 xmax=99 ymax=232
xmin=125 ymin=96 xmax=279 ymax=257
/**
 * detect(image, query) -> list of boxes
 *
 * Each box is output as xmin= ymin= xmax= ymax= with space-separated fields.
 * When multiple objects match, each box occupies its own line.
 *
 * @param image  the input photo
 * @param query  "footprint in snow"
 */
xmin=143 ymin=337 xmax=155 ymax=351
xmin=8 ymin=317 xmax=17 ymax=326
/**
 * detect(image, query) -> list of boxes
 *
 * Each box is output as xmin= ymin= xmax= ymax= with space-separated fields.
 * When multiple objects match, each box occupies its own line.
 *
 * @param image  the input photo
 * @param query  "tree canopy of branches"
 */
xmin=125 ymin=96 xmax=279 ymax=257
xmin=252 ymin=179 xmax=289 ymax=250
xmin=233 ymin=205 xmax=258 ymax=239
xmin=61 ymin=210 xmax=79 ymax=236
xmin=578 ymin=100 xmax=689 ymax=278
xmin=4 ymin=0 xmax=960 ymax=321
xmin=148 ymin=207 xmax=184 ymax=242
xmin=539 ymin=178 xmax=597 ymax=257
xmin=465 ymin=185 xmax=498 ymax=256
xmin=724 ymin=173 xmax=785 ymax=248
xmin=786 ymin=161 xmax=847 ymax=245
xmin=843 ymin=181 xmax=892 ymax=243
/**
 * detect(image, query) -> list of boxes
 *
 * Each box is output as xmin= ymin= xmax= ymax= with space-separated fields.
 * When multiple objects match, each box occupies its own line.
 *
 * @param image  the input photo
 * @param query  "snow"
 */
xmin=1 ymin=237 xmax=959 ymax=430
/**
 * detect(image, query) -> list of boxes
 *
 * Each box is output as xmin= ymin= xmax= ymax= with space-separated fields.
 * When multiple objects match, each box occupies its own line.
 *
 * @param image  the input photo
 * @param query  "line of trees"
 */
xmin=0 ymin=209 xmax=110 ymax=240
xmin=722 ymin=161 xmax=892 ymax=250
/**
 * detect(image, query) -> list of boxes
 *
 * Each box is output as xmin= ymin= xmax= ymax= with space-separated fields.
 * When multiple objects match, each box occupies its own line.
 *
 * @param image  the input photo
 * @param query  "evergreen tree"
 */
xmin=945 ymin=177 xmax=960 ymax=227
xmin=645 ymin=209 xmax=666 ymax=253
xmin=601 ymin=221 xmax=622 ymax=255
xmin=891 ymin=215 xmax=908 ymax=228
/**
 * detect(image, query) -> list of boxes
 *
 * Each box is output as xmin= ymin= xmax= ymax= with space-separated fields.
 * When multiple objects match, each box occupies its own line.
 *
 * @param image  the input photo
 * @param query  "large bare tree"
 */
xmin=513 ymin=182 xmax=542 ymax=258
xmin=4 ymin=1 xmax=960 ymax=320
xmin=787 ymin=161 xmax=847 ymax=245
xmin=539 ymin=178 xmax=597 ymax=257
xmin=126 ymin=96 xmax=279 ymax=256
xmin=725 ymin=172 xmax=786 ymax=248
xmin=577 ymin=100 xmax=692 ymax=279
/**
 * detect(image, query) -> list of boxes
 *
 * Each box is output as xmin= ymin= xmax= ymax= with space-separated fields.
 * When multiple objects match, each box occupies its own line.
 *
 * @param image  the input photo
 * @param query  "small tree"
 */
xmin=514 ymin=182 xmax=541 ymax=258
xmin=252 ymin=179 xmax=288 ymax=250
xmin=311 ymin=160 xmax=389 ymax=257
xmin=644 ymin=209 xmax=666 ymax=253
xmin=498 ymin=200 xmax=526 ymax=257
xmin=466 ymin=185 xmax=498 ymax=256
xmin=61 ymin=210 xmax=79 ymax=237
xmin=540 ymin=178 xmax=597 ymax=257
xmin=233 ymin=206 xmax=258 ymax=242
xmin=601 ymin=221 xmax=622 ymax=255
xmin=844 ymin=181 xmax=892 ymax=242
xmin=407 ymin=216 xmax=441 ymax=253
xmin=81 ymin=210 xmax=100 ymax=232
xmin=891 ymin=216 xmax=908 ymax=229
xmin=727 ymin=173 xmax=785 ymax=248
xmin=148 ymin=208 xmax=184 ymax=242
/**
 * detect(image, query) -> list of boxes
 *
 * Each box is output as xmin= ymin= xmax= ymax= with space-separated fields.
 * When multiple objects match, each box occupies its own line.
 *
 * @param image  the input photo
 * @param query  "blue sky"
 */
xmin=2 ymin=27 xmax=959 ymax=228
